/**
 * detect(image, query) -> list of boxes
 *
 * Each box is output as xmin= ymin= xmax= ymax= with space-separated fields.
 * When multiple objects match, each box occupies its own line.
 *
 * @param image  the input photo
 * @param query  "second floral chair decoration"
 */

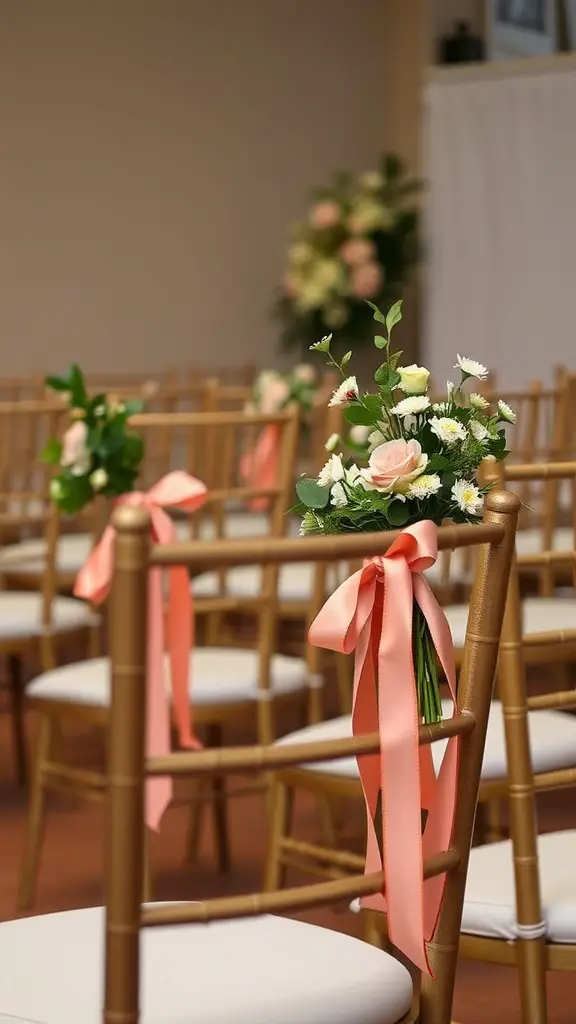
xmin=295 ymin=299 xmax=514 ymax=973
xmin=42 ymin=363 xmax=208 ymax=832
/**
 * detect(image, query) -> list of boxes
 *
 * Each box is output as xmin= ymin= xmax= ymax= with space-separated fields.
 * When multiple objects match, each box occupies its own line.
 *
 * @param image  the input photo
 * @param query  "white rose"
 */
xmin=398 ymin=364 xmax=430 ymax=395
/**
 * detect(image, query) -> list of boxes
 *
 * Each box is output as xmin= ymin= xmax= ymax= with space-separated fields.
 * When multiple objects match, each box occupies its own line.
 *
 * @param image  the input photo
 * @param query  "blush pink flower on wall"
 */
xmin=309 ymin=200 xmax=340 ymax=230
xmin=340 ymin=238 xmax=375 ymax=267
xmin=350 ymin=261 xmax=383 ymax=299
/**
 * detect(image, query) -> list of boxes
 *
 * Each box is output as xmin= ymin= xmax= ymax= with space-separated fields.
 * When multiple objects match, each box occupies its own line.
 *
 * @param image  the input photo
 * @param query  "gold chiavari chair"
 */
xmin=364 ymin=465 xmax=576 ymax=1020
xmin=17 ymin=407 xmax=307 ymax=907
xmin=0 ymin=490 xmax=518 ymax=1024
xmin=0 ymin=401 xmax=100 ymax=784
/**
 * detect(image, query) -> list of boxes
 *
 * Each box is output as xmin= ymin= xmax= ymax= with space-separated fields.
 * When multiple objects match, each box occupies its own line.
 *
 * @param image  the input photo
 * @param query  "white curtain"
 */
xmin=424 ymin=57 xmax=576 ymax=387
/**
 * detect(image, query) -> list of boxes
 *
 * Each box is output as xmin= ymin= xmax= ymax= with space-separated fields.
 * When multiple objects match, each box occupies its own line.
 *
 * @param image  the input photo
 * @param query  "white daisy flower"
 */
xmin=497 ymin=399 xmax=516 ymax=424
xmin=429 ymin=416 xmax=467 ymax=446
xmin=455 ymin=355 xmax=489 ymax=380
xmin=349 ymin=424 xmax=371 ymax=445
xmin=331 ymin=464 xmax=361 ymax=507
xmin=451 ymin=479 xmax=484 ymax=516
xmin=390 ymin=395 xmax=431 ymax=418
xmin=469 ymin=392 xmax=489 ymax=411
xmin=328 ymin=376 xmax=359 ymax=407
xmin=318 ymin=453 xmax=345 ymax=488
xmin=407 ymin=474 xmax=442 ymax=499
xmin=324 ymin=433 xmax=340 ymax=452
xmin=469 ymin=419 xmax=489 ymax=442
xmin=432 ymin=401 xmax=451 ymax=414
xmin=446 ymin=380 xmax=455 ymax=396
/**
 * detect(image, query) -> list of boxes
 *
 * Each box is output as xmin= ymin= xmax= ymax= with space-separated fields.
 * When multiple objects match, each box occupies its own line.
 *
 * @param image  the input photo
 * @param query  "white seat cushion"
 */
xmin=276 ymin=699 xmax=576 ymax=784
xmin=176 ymin=512 xmax=301 ymax=542
xmin=463 ymin=829 xmax=576 ymax=943
xmin=444 ymin=596 xmax=576 ymax=648
xmin=0 ymin=533 xmax=93 ymax=576
xmin=0 ymin=906 xmax=413 ymax=1024
xmin=0 ymin=592 xmax=97 ymax=640
xmin=27 ymin=649 xmax=309 ymax=707
xmin=515 ymin=526 xmax=574 ymax=557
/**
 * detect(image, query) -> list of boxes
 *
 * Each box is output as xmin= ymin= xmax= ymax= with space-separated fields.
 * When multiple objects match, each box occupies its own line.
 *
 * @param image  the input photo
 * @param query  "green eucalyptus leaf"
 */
xmin=41 ymin=439 xmax=63 ymax=465
xmin=388 ymin=351 xmax=403 ymax=370
xmin=387 ymin=500 xmax=409 ymax=527
xmin=45 ymin=376 xmax=69 ymax=393
xmin=385 ymin=300 xmax=403 ymax=334
xmin=374 ymin=335 xmax=388 ymax=350
xmin=375 ymin=365 xmax=401 ymax=390
xmin=67 ymin=364 xmax=86 ymax=407
xmin=365 ymin=300 xmax=387 ymax=326
xmin=427 ymin=455 xmax=452 ymax=472
xmin=296 ymin=477 xmax=331 ymax=509
xmin=441 ymin=471 xmax=456 ymax=490
xmin=340 ymin=350 xmax=352 ymax=371
xmin=344 ymin=405 xmax=376 ymax=426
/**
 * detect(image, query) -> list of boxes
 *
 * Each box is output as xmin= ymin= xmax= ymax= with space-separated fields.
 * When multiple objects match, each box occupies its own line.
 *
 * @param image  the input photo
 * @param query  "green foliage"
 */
xmin=296 ymin=478 xmax=331 ymax=509
xmin=43 ymin=367 xmax=147 ymax=514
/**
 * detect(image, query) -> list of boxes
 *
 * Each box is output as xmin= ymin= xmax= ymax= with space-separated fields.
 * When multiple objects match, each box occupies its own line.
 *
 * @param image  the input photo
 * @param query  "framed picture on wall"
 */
xmin=565 ymin=0 xmax=576 ymax=47
xmin=488 ymin=1 xmax=558 ymax=59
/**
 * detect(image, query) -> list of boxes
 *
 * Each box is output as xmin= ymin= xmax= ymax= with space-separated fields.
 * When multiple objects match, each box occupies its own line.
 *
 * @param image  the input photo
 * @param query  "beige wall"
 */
xmin=0 ymin=0 xmax=399 ymax=374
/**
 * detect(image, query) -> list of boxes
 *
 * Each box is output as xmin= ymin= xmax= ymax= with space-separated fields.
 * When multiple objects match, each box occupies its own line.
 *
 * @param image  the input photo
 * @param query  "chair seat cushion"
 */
xmin=515 ymin=526 xmax=574 ymax=557
xmin=0 ymin=533 xmax=93 ymax=576
xmin=26 ymin=649 xmax=309 ymax=707
xmin=0 ymin=906 xmax=413 ymax=1024
xmin=444 ymin=596 xmax=576 ymax=648
xmin=276 ymin=699 xmax=576 ymax=783
xmin=463 ymin=829 xmax=576 ymax=943
xmin=0 ymin=592 xmax=97 ymax=640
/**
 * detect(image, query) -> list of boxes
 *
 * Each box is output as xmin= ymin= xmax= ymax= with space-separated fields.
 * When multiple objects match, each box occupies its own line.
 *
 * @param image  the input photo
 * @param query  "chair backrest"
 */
xmin=103 ymin=490 xmax=519 ymax=1024
xmin=486 ymin=459 xmax=576 ymax=596
xmin=480 ymin=461 xmax=576 ymax=967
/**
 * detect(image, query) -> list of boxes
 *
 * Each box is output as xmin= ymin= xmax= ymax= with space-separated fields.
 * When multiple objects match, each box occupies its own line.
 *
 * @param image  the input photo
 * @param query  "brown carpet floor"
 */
xmin=1 ymin=697 xmax=575 ymax=1023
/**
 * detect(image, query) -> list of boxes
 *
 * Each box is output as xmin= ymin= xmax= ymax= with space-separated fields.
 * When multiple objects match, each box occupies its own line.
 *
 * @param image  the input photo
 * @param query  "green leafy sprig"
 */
xmin=42 ymin=364 xmax=145 ymax=514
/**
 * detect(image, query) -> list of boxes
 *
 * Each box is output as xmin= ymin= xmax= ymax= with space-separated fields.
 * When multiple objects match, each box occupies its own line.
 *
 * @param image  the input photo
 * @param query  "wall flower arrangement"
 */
xmin=276 ymin=154 xmax=421 ymax=354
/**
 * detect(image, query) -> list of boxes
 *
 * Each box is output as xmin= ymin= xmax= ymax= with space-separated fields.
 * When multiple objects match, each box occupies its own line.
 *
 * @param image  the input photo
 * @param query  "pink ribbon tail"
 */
xmin=74 ymin=470 xmax=207 ymax=831
xmin=308 ymin=521 xmax=458 ymax=975
xmin=240 ymin=424 xmax=279 ymax=511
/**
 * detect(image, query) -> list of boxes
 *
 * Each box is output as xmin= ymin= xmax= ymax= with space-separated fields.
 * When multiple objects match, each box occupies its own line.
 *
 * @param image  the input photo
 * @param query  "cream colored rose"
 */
xmin=398 ymin=364 xmax=430 ymax=395
xmin=360 ymin=439 xmax=428 ymax=494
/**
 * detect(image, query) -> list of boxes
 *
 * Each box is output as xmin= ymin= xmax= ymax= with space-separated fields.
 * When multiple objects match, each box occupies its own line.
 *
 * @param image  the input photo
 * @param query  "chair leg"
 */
xmin=143 ymin=828 xmax=153 ymax=903
xmin=263 ymin=776 xmax=290 ymax=892
xmin=485 ymin=798 xmax=504 ymax=844
xmin=207 ymin=723 xmax=230 ymax=874
xmin=184 ymin=777 xmax=209 ymax=863
xmin=517 ymin=936 xmax=549 ymax=1024
xmin=7 ymin=653 xmax=28 ymax=786
xmin=17 ymin=713 xmax=52 ymax=910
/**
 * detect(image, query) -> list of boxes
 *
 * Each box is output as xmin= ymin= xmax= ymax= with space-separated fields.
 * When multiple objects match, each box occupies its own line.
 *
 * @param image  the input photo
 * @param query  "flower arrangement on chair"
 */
xmin=295 ymin=298 xmax=515 ymax=725
xmin=297 ymin=298 xmax=514 ymax=972
xmin=276 ymin=154 xmax=420 ymax=353
xmin=246 ymin=365 xmax=318 ymax=416
xmin=41 ymin=364 xmax=145 ymax=514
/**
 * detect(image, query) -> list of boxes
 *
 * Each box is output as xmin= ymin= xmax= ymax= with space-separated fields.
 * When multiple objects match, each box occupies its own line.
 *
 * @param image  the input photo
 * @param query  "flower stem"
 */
xmin=412 ymin=602 xmax=443 ymax=725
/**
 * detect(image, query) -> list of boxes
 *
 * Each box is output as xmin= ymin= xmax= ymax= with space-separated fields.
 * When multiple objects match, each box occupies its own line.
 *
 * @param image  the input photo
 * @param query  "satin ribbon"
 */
xmin=74 ymin=471 xmax=207 ymax=831
xmin=308 ymin=521 xmax=458 ymax=974
xmin=240 ymin=424 xmax=279 ymax=511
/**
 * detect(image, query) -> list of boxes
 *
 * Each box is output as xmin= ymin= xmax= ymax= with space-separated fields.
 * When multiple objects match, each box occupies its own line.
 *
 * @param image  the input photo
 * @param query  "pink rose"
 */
xmin=340 ymin=238 xmax=376 ymax=267
xmin=61 ymin=420 xmax=91 ymax=476
xmin=350 ymin=261 xmax=383 ymax=299
xmin=309 ymin=200 xmax=340 ymax=230
xmin=260 ymin=376 xmax=290 ymax=413
xmin=360 ymin=439 xmax=428 ymax=494
xmin=293 ymin=363 xmax=316 ymax=384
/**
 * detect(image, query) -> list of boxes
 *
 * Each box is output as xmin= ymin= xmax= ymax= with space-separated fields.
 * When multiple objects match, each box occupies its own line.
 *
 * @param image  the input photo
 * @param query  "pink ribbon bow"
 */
xmin=240 ymin=425 xmax=279 ymax=511
xmin=74 ymin=471 xmax=207 ymax=831
xmin=309 ymin=521 xmax=458 ymax=974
